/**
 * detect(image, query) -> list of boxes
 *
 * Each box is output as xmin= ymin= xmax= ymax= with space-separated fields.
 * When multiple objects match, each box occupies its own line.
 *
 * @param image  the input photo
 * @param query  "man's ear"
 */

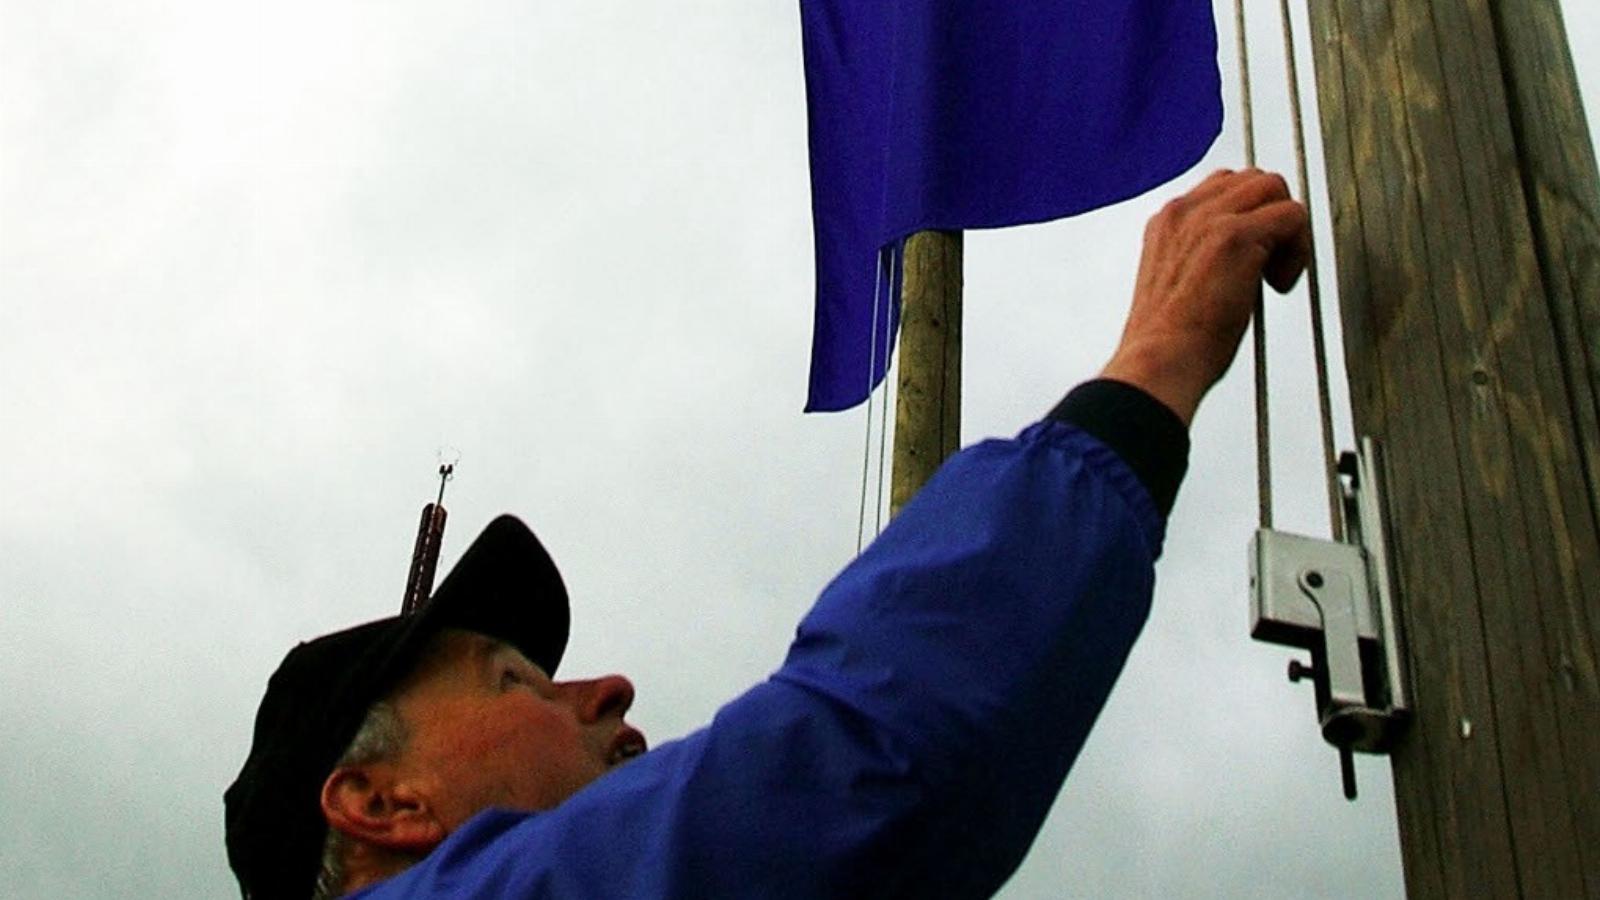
xmin=320 ymin=764 xmax=446 ymax=853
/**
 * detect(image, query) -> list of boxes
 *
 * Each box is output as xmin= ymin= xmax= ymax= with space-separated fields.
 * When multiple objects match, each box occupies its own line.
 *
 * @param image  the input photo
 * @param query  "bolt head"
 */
xmin=1337 ymin=452 xmax=1359 ymax=478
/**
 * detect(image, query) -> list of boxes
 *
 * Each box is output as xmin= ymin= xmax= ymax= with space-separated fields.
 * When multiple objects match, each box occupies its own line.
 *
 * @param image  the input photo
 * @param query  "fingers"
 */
xmin=1183 ymin=168 xmax=1246 ymax=205
xmin=1208 ymin=169 xmax=1293 ymax=216
xmin=1237 ymin=198 xmax=1312 ymax=293
xmin=1174 ymin=175 xmax=1310 ymax=293
xmin=1177 ymin=168 xmax=1293 ymax=212
xmin=1106 ymin=168 xmax=1307 ymax=425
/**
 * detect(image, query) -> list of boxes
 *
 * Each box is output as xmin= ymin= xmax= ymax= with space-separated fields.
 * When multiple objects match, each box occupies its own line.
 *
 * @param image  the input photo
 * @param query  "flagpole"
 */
xmin=889 ymin=230 xmax=963 ymax=517
xmin=1303 ymin=0 xmax=1600 ymax=893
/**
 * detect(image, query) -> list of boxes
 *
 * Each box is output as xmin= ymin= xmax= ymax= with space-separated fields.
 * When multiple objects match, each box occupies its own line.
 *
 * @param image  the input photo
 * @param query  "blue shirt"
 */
xmin=354 ymin=405 xmax=1175 ymax=898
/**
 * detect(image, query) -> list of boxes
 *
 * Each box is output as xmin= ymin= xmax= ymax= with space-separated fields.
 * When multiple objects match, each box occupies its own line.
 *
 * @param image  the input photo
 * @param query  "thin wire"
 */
xmin=1235 ymin=0 xmax=1256 ymax=168
xmin=1277 ymin=0 xmax=1345 ymax=541
xmin=873 ymin=358 xmax=890 ymax=535
xmin=873 ymin=242 xmax=899 ymax=536
xmin=1235 ymin=0 xmax=1273 ymax=529
xmin=857 ymin=248 xmax=887 ymax=554
xmin=434 ymin=463 xmax=454 ymax=506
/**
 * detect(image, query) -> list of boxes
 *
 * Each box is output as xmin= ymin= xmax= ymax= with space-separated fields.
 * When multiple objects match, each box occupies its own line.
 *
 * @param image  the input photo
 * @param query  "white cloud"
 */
xmin=2 ymin=0 xmax=1594 ymax=896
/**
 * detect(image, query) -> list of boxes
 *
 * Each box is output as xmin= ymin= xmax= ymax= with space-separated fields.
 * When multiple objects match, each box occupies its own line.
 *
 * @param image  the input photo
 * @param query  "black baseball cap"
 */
xmin=223 ymin=514 xmax=570 ymax=899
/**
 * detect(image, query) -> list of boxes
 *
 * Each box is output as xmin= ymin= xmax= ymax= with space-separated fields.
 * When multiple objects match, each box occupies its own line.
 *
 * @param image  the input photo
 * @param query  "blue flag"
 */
xmin=800 ymin=0 xmax=1223 ymax=412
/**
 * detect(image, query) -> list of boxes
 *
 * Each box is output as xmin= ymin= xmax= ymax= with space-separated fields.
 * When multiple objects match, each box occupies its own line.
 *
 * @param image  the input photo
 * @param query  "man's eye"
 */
xmin=500 ymin=669 xmax=526 ymax=689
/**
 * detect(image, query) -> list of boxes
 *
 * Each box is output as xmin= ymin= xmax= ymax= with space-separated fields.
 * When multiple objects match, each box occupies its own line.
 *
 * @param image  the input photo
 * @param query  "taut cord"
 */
xmin=857 ymin=247 xmax=888 ymax=554
xmin=873 ymin=244 xmax=899 ymax=539
xmin=1277 ymin=0 xmax=1345 ymax=540
xmin=1234 ymin=0 xmax=1274 ymax=530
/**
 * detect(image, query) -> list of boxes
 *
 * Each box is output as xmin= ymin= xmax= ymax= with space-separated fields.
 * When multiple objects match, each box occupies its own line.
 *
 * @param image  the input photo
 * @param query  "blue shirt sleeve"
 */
xmin=353 ymin=420 xmax=1165 ymax=899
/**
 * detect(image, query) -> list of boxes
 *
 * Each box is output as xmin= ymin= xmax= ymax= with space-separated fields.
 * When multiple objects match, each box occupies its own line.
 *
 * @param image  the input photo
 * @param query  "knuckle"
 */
xmin=1204 ymin=219 xmax=1252 ymax=257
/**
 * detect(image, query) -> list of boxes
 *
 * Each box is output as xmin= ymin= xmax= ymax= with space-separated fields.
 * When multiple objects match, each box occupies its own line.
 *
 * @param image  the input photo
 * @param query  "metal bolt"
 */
xmin=1305 ymin=570 xmax=1325 ymax=589
xmin=1288 ymin=660 xmax=1318 ymax=683
xmin=1337 ymin=451 xmax=1359 ymax=478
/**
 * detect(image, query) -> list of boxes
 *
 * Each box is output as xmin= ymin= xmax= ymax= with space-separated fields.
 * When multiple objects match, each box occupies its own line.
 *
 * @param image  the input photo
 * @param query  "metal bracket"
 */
xmin=1249 ymin=437 xmax=1410 ymax=799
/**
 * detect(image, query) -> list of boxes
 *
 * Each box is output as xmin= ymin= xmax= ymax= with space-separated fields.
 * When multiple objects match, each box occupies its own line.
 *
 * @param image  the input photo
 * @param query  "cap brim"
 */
xmin=403 ymin=513 xmax=571 ymax=677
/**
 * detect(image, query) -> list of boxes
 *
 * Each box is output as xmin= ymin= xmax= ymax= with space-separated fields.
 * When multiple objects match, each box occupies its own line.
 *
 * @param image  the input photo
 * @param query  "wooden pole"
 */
xmin=890 ymin=230 xmax=964 ymax=517
xmin=1305 ymin=0 xmax=1600 ymax=895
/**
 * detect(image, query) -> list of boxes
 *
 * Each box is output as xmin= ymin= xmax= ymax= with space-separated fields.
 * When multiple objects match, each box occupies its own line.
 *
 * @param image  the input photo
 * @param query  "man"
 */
xmin=227 ymin=168 xmax=1310 ymax=899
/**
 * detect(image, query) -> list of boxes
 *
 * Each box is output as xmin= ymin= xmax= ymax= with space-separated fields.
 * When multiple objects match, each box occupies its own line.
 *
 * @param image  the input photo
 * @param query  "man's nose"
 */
xmin=564 ymin=674 xmax=635 ymax=722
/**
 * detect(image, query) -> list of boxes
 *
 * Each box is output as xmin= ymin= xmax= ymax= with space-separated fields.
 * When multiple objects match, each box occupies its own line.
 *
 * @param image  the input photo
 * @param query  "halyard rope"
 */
xmin=1278 ymin=0 xmax=1346 ymax=539
xmin=874 ymin=244 xmax=899 ymax=540
xmin=1235 ymin=0 xmax=1275 ymax=530
xmin=1237 ymin=0 xmax=1347 ymax=537
xmin=857 ymin=246 xmax=887 ymax=554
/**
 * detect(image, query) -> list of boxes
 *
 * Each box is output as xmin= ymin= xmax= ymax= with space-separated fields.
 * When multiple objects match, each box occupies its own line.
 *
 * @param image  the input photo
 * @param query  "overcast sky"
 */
xmin=3 ymin=2 xmax=1597 ymax=897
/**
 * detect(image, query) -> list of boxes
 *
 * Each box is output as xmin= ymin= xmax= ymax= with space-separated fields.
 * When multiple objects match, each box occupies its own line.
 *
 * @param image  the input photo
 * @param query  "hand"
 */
xmin=1100 ymin=168 xmax=1311 ymax=426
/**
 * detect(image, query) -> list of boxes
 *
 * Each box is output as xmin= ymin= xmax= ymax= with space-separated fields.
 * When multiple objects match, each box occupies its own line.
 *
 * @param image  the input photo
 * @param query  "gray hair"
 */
xmin=311 ymin=701 xmax=410 ymax=900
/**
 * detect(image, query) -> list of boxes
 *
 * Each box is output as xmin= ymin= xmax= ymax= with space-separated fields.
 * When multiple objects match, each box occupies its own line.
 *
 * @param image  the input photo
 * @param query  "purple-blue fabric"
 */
xmin=799 ymin=0 xmax=1223 ymax=412
xmin=349 ymin=421 xmax=1163 ymax=898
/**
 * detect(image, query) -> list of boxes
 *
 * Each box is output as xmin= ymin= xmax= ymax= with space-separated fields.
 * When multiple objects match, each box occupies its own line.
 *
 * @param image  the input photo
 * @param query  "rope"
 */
xmin=1277 ymin=0 xmax=1345 ymax=540
xmin=1235 ymin=0 xmax=1257 ymax=168
xmin=873 ymin=243 xmax=899 ymax=538
xmin=856 ymin=247 xmax=887 ymax=554
xmin=1234 ymin=0 xmax=1274 ymax=530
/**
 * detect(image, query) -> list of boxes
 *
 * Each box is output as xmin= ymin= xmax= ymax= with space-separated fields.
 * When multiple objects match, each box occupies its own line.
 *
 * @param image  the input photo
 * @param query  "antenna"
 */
xmin=400 ymin=463 xmax=455 ymax=615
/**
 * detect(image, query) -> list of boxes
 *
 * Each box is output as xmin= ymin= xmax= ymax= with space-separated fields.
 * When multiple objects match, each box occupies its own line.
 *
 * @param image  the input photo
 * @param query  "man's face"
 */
xmin=387 ymin=629 xmax=647 ymax=829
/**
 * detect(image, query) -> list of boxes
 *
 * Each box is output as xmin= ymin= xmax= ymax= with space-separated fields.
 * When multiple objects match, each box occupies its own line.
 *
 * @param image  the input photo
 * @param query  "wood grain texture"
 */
xmin=890 ymin=230 xmax=963 ymax=517
xmin=1305 ymin=0 xmax=1600 ymax=896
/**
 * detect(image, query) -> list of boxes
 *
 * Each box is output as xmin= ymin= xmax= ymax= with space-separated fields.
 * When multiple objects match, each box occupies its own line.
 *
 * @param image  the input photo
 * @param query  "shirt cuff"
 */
xmin=1046 ymin=379 xmax=1190 ymax=518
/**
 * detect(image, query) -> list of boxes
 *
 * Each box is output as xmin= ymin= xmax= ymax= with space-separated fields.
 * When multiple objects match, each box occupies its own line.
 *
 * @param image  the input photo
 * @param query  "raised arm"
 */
xmin=354 ymin=170 xmax=1310 ymax=900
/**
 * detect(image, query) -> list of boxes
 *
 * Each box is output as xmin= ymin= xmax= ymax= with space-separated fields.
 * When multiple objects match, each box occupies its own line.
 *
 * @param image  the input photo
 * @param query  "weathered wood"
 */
xmin=1492 ymin=1 xmax=1600 ymax=517
xmin=890 ymin=230 xmax=963 ymax=517
xmin=1486 ymin=0 xmax=1600 ymax=880
xmin=1305 ymin=0 xmax=1600 ymax=896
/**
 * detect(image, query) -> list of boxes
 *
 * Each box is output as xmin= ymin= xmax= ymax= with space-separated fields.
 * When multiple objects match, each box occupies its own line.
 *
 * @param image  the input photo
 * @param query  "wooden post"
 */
xmin=1305 ymin=0 xmax=1600 ymax=895
xmin=890 ymin=230 xmax=964 ymax=517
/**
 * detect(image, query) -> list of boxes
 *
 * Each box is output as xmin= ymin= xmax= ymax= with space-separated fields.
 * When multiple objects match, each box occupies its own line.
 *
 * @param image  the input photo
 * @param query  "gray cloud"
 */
xmin=3 ymin=0 xmax=1594 ymax=896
